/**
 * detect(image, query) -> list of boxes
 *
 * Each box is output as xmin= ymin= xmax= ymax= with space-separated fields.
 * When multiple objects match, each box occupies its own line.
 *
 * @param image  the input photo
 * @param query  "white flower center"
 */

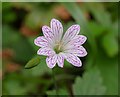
xmin=54 ymin=41 xmax=63 ymax=54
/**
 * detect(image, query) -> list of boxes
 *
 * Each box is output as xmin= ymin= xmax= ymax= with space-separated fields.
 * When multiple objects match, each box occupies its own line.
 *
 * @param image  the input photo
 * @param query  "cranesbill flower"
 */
xmin=34 ymin=19 xmax=87 ymax=68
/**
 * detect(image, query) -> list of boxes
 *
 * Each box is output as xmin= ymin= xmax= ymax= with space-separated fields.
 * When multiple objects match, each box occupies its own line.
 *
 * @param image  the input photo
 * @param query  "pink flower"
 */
xmin=34 ymin=19 xmax=87 ymax=68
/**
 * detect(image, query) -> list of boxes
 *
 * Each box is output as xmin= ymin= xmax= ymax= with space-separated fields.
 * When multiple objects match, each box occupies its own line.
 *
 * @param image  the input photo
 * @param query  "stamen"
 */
xmin=54 ymin=42 xmax=63 ymax=54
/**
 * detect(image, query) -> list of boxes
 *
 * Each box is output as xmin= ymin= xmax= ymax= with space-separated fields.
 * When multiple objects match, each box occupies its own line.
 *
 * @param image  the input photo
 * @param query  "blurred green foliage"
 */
xmin=73 ymin=68 xmax=106 ymax=95
xmin=2 ymin=2 xmax=118 ymax=96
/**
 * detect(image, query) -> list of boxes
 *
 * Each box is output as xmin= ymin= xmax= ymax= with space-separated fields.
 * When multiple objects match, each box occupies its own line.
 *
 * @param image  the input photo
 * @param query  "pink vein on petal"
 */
xmin=57 ymin=54 xmax=64 ymax=68
xmin=65 ymin=53 xmax=82 ymax=67
xmin=37 ymin=47 xmax=55 ymax=56
xmin=50 ymin=18 xmax=63 ymax=42
xmin=62 ymin=25 xmax=80 ymax=45
xmin=46 ymin=55 xmax=57 ymax=68
xmin=34 ymin=36 xmax=49 ymax=47
xmin=64 ymin=46 xmax=87 ymax=57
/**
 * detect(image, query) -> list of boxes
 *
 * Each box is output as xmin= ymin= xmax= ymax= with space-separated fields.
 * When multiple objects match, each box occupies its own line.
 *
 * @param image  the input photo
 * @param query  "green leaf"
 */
xmin=85 ymin=44 xmax=118 ymax=95
xmin=2 ymin=25 xmax=21 ymax=48
xmin=23 ymin=56 xmax=51 ymax=76
xmin=46 ymin=89 xmax=69 ymax=96
xmin=4 ymin=80 xmax=27 ymax=95
xmin=101 ymin=34 xmax=118 ymax=57
xmin=25 ymin=55 xmax=40 ymax=69
xmin=112 ymin=21 xmax=118 ymax=37
xmin=2 ymin=25 xmax=35 ymax=62
xmin=85 ymin=3 xmax=112 ymax=28
xmin=95 ymin=52 xmax=118 ymax=95
xmin=88 ymin=21 xmax=106 ymax=37
xmin=3 ymin=73 xmax=28 ymax=95
xmin=73 ymin=68 xmax=106 ymax=95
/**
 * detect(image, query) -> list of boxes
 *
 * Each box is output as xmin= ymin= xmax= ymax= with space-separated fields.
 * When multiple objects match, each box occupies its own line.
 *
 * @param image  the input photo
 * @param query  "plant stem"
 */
xmin=52 ymin=68 xmax=59 ymax=96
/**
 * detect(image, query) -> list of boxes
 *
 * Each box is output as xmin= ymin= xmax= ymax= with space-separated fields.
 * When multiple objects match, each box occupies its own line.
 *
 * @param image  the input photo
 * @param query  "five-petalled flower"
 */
xmin=34 ymin=19 xmax=87 ymax=68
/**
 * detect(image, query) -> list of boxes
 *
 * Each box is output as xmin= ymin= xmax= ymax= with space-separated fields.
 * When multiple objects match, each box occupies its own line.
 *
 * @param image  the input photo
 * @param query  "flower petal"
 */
xmin=34 ymin=36 xmax=49 ymax=47
xmin=74 ymin=35 xmax=87 ymax=45
xmin=42 ymin=25 xmax=55 ymax=47
xmin=50 ymin=18 xmax=63 ymax=42
xmin=62 ymin=35 xmax=87 ymax=51
xmin=64 ymin=35 xmax=87 ymax=49
xmin=46 ymin=55 xmax=57 ymax=68
xmin=37 ymin=47 xmax=55 ymax=56
xmin=65 ymin=53 xmax=82 ymax=67
xmin=42 ymin=25 xmax=53 ymax=38
xmin=57 ymin=53 xmax=64 ymax=68
xmin=62 ymin=25 xmax=80 ymax=45
xmin=64 ymin=46 xmax=87 ymax=57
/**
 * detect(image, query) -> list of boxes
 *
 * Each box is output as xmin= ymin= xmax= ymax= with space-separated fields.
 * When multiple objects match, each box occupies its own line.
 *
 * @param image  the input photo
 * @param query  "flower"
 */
xmin=34 ymin=18 xmax=87 ymax=68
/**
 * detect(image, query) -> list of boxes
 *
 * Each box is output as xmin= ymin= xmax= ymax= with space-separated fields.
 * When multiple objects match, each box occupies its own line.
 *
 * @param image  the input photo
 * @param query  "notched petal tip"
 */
xmin=34 ymin=37 xmax=40 ymax=47
xmin=34 ymin=38 xmax=37 ymax=45
xmin=51 ymin=18 xmax=59 ymax=22
xmin=37 ymin=49 xmax=41 ymax=55
xmin=46 ymin=56 xmax=57 ymax=69
xmin=51 ymin=18 xmax=63 ymax=27
xmin=75 ymin=24 xmax=80 ymax=27
xmin=74 ymin=60 xmax=82 ymax=67
xmin=42 ymin=25 xmax=46 ymax=30
xmin=57 ymin=63 xmax=64 ymax=68
xmin=65 ymin=54 xmax=82 ymax=67
xmin=47 ymin=63 xmax=55 ymax=69
xmin=57 ymin=54 xmax=64 ymax=68
xmin=42 ymin=25 xmax=51 ymax=33
xmin=77 ymin=63 xmax=82 ymax=67
xmin=80 ymin=46 xmax=87 ymax=57
xmin=72 ymin=35 xmax=87 ymax=45
xmin=37 ymin=48 xmax=55 ymax=56
xmin=72 ymin=24 xmax=80 ymax=31
xmin=34 ymin=36 xmax=49 ymax=47
xmin=85 ymin=51 xmax=88 ymax=56
xmin=59 ymin=65 xmax=64 ymax=68
xmin=79 ymin=35 xmax=87 ymax=44
xmin=82 ymin=35 xmax=87 ymax=43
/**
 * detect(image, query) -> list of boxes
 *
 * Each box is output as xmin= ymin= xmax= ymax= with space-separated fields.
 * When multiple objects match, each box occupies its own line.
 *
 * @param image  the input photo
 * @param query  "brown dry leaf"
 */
xmin=5 ymin=62 xmax=21 ymax=73
xmin=54 ymin=5 xmax=71 ymax=21
xmin=1 ymin=49 xmax=14 ymax=60
xmin=20 ymin=25 xmax=39 ymax=37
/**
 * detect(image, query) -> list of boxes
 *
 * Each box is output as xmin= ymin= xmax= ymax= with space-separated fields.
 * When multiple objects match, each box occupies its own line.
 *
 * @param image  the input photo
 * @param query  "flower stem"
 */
xmin=52 ymin=68 xmax=59 ymax=96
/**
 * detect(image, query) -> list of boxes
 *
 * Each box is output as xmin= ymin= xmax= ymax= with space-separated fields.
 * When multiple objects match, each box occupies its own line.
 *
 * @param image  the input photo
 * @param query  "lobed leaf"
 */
xmin=73 ymin=68 xmax=106 ymax=95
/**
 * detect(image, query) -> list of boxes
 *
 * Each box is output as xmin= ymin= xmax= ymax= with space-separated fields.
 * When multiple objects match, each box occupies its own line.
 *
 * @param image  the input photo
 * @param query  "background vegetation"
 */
xmin=2 ymin=2 xmax=118 ymax=96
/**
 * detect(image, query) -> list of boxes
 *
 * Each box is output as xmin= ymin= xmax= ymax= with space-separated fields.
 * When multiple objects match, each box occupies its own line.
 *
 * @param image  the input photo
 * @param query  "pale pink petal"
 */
xmin=65 ymin=53 xmax=82 ymax=67
xmin=62 ymin=25 xmax=80 ymax=46
xmin=50 ymin=18 xmax=63 ymax=42
xmin=73 ymin=35 xmax=87 ymax=45
xmin=34 ymin=36 xmax=49 ymax=47
xmin=64 ymin=35 xmax=87 ymax=49
xmin=46 ymin=55 xmax=57 ymax=68
xmin=57 ymin=53 xmax=64 ymax=68
xmin=42 ymin=26 xmax=55 ymax=47
xmin=42 ymin=25 xmax=53 ymax=38
xmin=64 ymin=46 xmax=87 ymax=57
xmin=62 ymin=35 xmax=87 ymax=51
xmin=37 ymin=47 xmax=55 ymax=56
